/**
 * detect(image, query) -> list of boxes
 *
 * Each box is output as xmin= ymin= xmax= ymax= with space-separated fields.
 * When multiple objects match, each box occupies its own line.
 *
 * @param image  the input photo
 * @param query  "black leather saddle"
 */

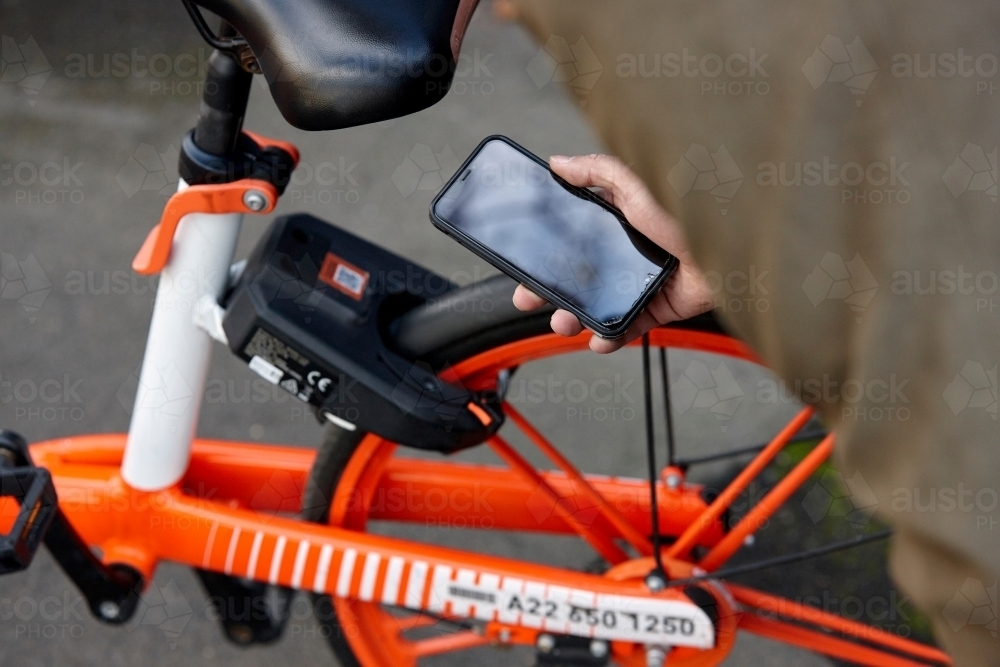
xmin=191 ymin=0 xmax=480 ymax=130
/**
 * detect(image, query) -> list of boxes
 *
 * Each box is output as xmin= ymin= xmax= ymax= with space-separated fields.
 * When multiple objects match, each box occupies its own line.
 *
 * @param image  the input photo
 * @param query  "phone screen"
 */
xmin=433 ymin=139 xmax=673 ymax=326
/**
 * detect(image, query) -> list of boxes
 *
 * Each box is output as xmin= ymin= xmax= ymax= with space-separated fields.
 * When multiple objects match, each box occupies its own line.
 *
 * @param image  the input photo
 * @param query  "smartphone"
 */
xmin=430 ymin=135 xmax=678 ymax=339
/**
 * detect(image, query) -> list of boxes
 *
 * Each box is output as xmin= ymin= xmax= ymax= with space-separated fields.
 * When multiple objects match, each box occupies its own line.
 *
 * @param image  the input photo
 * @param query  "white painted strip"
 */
xmin=313 ymin=545 xmax=334 ymax=593
xmin=476 ymin=573 xmax=502 ymax=621
xmin=381 ymin=557 xmax=405 ymax=605
xmin=449 ymin=569 xmax=478 ymax=617
xmin=246 ymin=531 xmax=264 ymax=579
xmin=291 ymin=540 xmax=311 ymax=589
xmin=427 ymin=565 xmax=454 ymax=613
xmin=202 ymin=521 xmax=219 ymax=568
xmin=336 ymin=548 xmax=358 ymax=598
xmin=358 ymin=552 xmax=382 ymax=602
xmin=223 ymin=526 xmax=242 ymax=575
xmin=268 ymin=535 xmax=287 ymax=585
xmin=404 ymin=560 xmax=428 ymax=610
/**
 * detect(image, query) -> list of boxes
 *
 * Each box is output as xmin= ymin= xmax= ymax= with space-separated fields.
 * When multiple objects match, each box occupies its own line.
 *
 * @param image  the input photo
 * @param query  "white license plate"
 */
xmin=426 ymin=570 xmax=715 ymax=649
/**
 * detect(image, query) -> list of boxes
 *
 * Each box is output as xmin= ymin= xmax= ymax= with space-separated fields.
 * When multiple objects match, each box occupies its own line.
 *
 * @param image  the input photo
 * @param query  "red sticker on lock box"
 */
xmin=319 ymin=251 xmax=369 ymax=300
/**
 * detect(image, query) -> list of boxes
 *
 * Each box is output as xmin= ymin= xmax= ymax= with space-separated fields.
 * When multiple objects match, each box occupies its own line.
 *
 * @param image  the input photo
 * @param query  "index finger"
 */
xmin=513 ymin=283 xmax=549 ymax=311
xmin=550 ymin=155 xmax=651 ymax=213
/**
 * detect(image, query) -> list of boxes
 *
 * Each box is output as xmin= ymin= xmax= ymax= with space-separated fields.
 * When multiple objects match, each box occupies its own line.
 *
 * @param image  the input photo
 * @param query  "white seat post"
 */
xmin=121 ymin=181 xmax=243 ymax=491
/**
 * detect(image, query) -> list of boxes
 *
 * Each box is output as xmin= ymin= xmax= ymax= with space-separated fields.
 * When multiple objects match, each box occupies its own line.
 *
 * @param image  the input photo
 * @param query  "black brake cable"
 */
xmin=668 ymin=529 xmax=893 ymax=587
xmin=659 ymin=346 xmax=677 ymax=467
xmin=642 ymin=334 xmax=668 ymax=580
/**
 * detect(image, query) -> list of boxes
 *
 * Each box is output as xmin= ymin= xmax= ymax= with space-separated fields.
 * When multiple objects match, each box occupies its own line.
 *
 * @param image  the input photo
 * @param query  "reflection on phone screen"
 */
xmin=435 ymin=140 xmax=671 ymax=325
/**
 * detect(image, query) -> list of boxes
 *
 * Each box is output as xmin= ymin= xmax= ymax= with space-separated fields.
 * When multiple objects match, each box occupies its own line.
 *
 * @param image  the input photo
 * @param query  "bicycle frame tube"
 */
xmin=22 ymin=433 xmax=953 ymax=666
xmin=121 ymin=183 xmax=243 ymax=490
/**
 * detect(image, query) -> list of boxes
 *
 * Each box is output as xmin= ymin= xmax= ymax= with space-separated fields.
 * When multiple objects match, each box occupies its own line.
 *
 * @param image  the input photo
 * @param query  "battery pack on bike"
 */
xmin=222 ymin=213 xmax=503 ymax=452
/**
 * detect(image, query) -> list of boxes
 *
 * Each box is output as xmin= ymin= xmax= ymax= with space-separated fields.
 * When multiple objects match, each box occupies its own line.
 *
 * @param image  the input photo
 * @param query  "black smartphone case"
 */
xmin=429 ymin=135 xmax=678 ymax=339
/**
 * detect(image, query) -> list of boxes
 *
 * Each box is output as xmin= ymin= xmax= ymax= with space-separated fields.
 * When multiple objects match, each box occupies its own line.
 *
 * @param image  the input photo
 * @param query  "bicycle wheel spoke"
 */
xmin=488 ymin=435 xmax=630 ymax=563
xmin=699 ymin=433 xmax=835 ymax=571
xmin=730 ymin=584 xmax=952 ymax=665
xmin=665 ymin=406 xmax=815 ymax=560
xmin=504 ymin=402 xmax=653 ymax=556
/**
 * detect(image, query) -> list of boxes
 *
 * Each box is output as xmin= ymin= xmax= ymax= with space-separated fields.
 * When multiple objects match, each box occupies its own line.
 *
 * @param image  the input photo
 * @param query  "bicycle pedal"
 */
xmin=0 ymin=464 xmax=58 ymax=575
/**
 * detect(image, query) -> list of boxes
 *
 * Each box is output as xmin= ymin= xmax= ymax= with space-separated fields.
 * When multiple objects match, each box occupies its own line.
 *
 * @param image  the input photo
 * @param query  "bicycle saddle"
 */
xmin=191 ymin=0 xmax=480 ymax=130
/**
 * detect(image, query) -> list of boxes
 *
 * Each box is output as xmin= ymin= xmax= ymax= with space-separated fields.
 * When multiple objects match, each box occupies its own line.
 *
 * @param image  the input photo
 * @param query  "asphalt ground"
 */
xmin=0 ymin=1 xmax=852 ymax=665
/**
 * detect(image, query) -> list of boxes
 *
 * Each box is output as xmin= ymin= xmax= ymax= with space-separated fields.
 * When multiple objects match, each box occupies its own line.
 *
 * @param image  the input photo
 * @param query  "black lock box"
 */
xmin=222 ymin=214 xmax=503 ymax=452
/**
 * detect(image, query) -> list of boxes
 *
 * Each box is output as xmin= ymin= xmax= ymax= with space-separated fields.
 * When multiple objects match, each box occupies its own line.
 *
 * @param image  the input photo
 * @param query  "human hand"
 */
xmin=513 ymin=154 xmax=713 ymax=353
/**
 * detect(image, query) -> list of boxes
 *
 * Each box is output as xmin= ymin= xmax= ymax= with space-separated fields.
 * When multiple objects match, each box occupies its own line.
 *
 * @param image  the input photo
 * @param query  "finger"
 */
xmin=589 ymin=309 xmax=659 ymax=354
xmin=549 ymin=154 xmax=668 ymax=246
xmin=550 ymin=309 xmax=585 ymax=336
xmin=512 ymin=284 xmax=548 ymax=311
xmin=549 ymin=154 xmax=645 ymax=210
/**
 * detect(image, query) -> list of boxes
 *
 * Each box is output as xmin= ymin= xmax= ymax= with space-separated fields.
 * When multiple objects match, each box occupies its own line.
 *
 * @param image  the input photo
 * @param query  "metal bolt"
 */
xmin=498 ymin=628 xmax=511 ymax=643
xmin=243 ymin=190 xmax=268 ymax=212
xmin=536 ymin=633 xmax=555 ymax=653
xmin=744 ymin=533 xmax=756 ymax=547
xmin=238 ymin=47 xmax=262 ymax=74
xmin=98 ymin=601 xmax=120 ymax=620
xmin=665 ymin=472 xmax=681 ymax=490
xmin=590 ymin=639 xmax=609 ymax=658
xmin=646 ymin=646 xmax=667 ymax=667
xmin=645 ymin=572 xmax=667 ymax=592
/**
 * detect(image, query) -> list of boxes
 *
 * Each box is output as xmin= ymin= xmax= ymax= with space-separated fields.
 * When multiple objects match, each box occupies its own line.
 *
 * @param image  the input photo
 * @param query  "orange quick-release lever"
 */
xmin=132 ymin=131 xmax=300 ymax=276
xmin=132 ymin=179 xmax=279 ymax=275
